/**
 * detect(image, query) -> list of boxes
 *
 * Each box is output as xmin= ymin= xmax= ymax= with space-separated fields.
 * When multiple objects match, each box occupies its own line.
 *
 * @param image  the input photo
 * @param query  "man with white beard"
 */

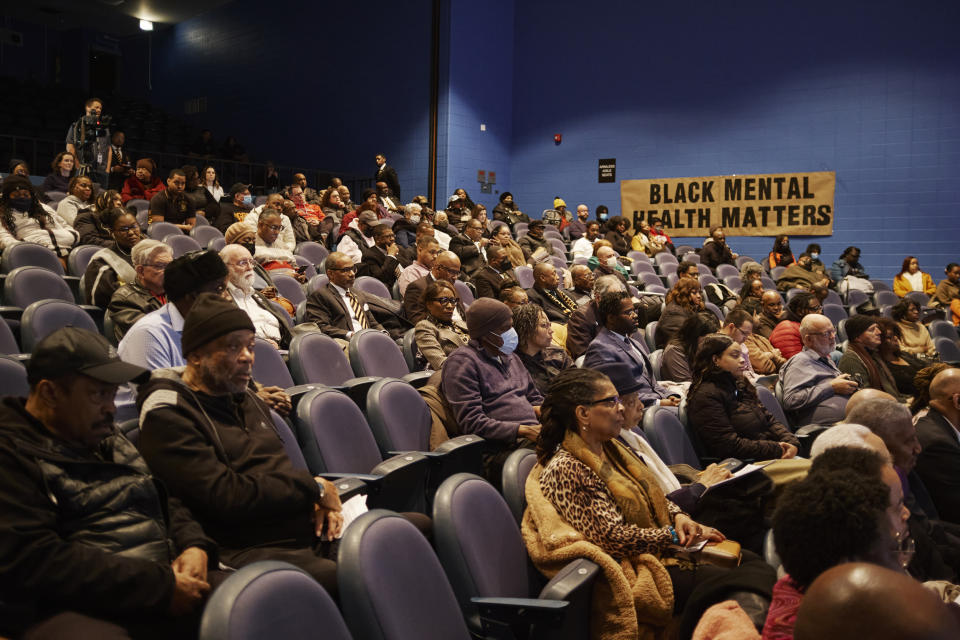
xmin=220 ymin=244 xmax=289 ymax=349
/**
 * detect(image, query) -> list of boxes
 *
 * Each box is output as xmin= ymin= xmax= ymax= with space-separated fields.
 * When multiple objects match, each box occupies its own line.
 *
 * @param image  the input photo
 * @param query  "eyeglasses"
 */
xmin=585 ymin=395 xmax=621 ymax=408
xmin=231 ymin=259 xmax=256 ymax=268
xmin=262 ymin=224 xmax=285 ymax=232
xmin=808 ymin=329 xmax=837 ymax=338
xmin=430 ymin=296 xmax=460 ymax=306
xmin=327 ymin=265 xmax=357 ymax=273
xmin=436 ymin=265 xmax=461 ymax=277
xmin=891 ymin=531 xmax=916 ymax=570
xmin=115 ymin=225 xmax=140 ymax=233
xmin=144 ymin=262 xmax=170 ymax=271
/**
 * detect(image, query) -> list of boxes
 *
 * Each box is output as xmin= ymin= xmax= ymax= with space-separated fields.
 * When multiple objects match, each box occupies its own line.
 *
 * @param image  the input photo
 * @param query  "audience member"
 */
xmin=441 ymin=298 xmax=542 ymax=483
xmin=513 ymin=303 xmax=573 ymax=393
xmin=892 ymin=298 xmax=938 ymax=357
xmin=648 ymin=217 xmax=675 ymax=254
xmin=661 ymin=311 xmax=720 ymax=383
xmin=584 ymin=291 xmax=680 ymax=407
xmin=526 ymin=262 xmax=578 ymax=323
xmin=589 ymin=243 xmax=631 ymax=282
xmin=490 ymin=222 xmax=526 ymax=267
xmin=121 ymin=158 xmax=164 ymax=203
xmin=740 ymin=260 xmax=764 ymax=285
xmin=655 ymin=278 xmax=705 ymax=349
xmin=253 ymin=208 xmax=300 ymax=278
xmin=107 ymin=240 xmax=171 ymax=343
xmin=374 ymin=153 xmax=401 ymax=201
xmin=398 ymin=234 xmax=441 ymax=296
xmin=567 ymin=203 xmax=590 ymax=240
xmin=148 ymin=169 xmax=195 ymax=232
xmin=54 ymin=175 xmax=95 ymax=226
xmin=403 ymin=250 xmax=464 ymax=324
xmin=0 ymin=327 xmax=216 ymax=638
xmin=65 ymin=97 xmax=111 ymax=184
xmin=449 ymin=217 xmax=488 ymax=278
xmin=775 ymin=252 xmax=830 ymax=292
xmin=688 ymin=333 xmax=799 ymax=460
xmin=75 ymin=188 xmax=122 ymax=247
xmin=337 ymin=209 xmax=379 ymax=264
xmin=375 ymin=180 xmax=402 ymax=215
xmin=0 ymin=175 xmax=78 ymax=259
xmin=838 ymin=314 xmax=902 ymax=399
xmin=740 ymin=298 xmax=787 ymax=374
xmin=281 ymin=173 xmax=321 ymax=205
xmin=499 ymin=284 xmax=529 ymax=309
xmin=565 ymin=274 xmax=627 ymax=359
xmin=443 ymin=194 xmax=467 ymax=230
xmin=517 ymin=219 xmax=555 ymax=263
xmin=571 ymin=221 xmax=601 ymax=260
xmin=41 ymin=151 xmax=76 ymax=193
xmin=933 ymin=263 xmax=959 ymax=309
xmin=491 ymin=191 xmax=528 ymax=228
xmin=779 ymin=313 xmax=858 ymax=425
xmin=392 ymin=202 xmax=420 ymax=247
xmin=527 ymin=367 xmax=773 ymax=640
xmin=83 ymin=208 xmax=142 ymax=307
xmin=793 ymin=563 xmax=960 ymax=640
xmin=829 ymin=245 xmax=869 ymax=282
xmin=357 ymin=223 xmax=408 ymax=288
xmin=769 ymin=291 xmax=821 ymax=359
xmin=106 ymin=130 xmax=132 ymax=191
xmin=413 ymin=280 xmax=469 ymax=370
xmin=877 ymin=318 xmax=928 ymax=397
xmin=603 ymin=216 xmax=630 ymax=255
xmin=213 ymin=182 xmax=254 ymax=232
xmin=767 ymin=234 xmax=795 ymax=269
xmin=567 ymin=264 xmax=595 ymax=306
xmin=631 ymin=218 xmax=667 ymax=256
xmin=201 ymin=165 xmax=224 ymax=203
xmin=676 ymin=260 xmax=699 ymax=281
xmin=471 ymin=243 xmax=515 ymax=300
xmin=915 ymin=368 xmax=960 ymax=524
xmin=137 ymin=294 xmax=344 ymax=595
xmin=739 ymin=277 xmax=765 ymax=303
xmin=756 ymin=290 xmax=784 ymax=338
xmin=303 ymin=251 xmax=387 ymax=343
xmin=700 ymin=225 xmax=738 ymax=268
xmin=221 ymin=244 xmax=291 ymax=349
xmin=894 ymin=256 xmax=937 ymax=297
xmin=910 ymin=363 xmax=955 ymax=417
xmin=766 ymin=449 xmax=911 ymax=639
xmin=180 ymin=164 xmax=218 ymax=221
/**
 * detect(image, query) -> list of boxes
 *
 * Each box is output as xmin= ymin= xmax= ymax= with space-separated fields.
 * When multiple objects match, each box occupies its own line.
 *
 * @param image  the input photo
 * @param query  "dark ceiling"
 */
xmin=1 ymin=0 xmax=236 ymax=37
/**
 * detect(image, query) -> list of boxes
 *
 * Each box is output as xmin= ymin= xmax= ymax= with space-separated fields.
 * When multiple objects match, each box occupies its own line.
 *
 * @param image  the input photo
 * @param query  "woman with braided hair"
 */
xmin=0 ymin=176 xmax=78 ymax=263
xmin=524 ymin=368 xmax=774 ymax=639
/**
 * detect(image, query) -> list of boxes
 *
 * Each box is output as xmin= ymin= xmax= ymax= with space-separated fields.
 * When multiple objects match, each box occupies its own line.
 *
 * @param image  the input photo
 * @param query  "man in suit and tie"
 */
xmin=374 ymin=153 xmax=401 ymax=202
xmin=525 ymin=263 xmax=578 ymax=324
xmin=357 ymin=223 xmax=410 ymax=289
xmin=471 ymin=244 xmax=516 ymax=300
xmin=403 ymin=251 xmax=465 ymax=324
xmin=450 ymin=218 xmax=488 ymax=279
xmin=915 ymin=368 xmax=960 ymax=524
xmin=583 ymin=290 xmax=680 ymax=407
xmin=304 ymin=251 xmax=386 ymax=342
xmin=568 ymin=264 xmax=595 ymax=307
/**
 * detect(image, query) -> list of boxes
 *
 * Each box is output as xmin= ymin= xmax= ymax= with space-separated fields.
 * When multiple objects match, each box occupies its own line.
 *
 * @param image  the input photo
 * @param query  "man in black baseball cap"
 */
xmin=0 ymin=327 xmax=218 ymax=637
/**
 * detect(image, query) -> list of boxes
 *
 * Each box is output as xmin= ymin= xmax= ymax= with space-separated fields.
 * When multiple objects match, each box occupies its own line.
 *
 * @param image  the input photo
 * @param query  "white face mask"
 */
xmin=409 ymin=215 xmax=421 ymax=224
xmin=606 ymin=256 xmax=619 ymax=268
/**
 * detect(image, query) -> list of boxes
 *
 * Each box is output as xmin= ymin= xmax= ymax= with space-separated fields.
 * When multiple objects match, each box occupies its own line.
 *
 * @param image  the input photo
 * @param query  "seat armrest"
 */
xmin=318 ymin=474 xmax=376 ymax=502
xmin=471 ymin=596 xmax=568 ymax=630
xmin=400 ymin=370 xmax=433 ymax=388
xmin=369 ymin=452 xmax=431 ymax=513
xmin=0 ymin=306 xmax=23 ymax=321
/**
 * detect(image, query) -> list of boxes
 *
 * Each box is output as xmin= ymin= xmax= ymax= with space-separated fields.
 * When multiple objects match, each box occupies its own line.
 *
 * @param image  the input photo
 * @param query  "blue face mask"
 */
xmin=496 ymin=327 xmax=519 ymax=355
xmin=810 ymin=252 xmax=819 ymax=260
xmin=242 ymin=194 xmax=253 ymax=206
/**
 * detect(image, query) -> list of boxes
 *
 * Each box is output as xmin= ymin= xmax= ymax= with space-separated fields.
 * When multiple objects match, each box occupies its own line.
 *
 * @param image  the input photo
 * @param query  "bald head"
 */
xmin=432 ymin=251 xmax=460 ymax=283
xmin=761 ymin=290 xmax=782 ymax=306
xmin=845 ymin=388 xmax=897 ymax=418
xmin=532 ymin=263 xmax=558 ymax=289
xmin=846 ymin=397 xmax=920 ymax=472
xmin=795 ymin=563 xmax=959 ymax=640
xmin=809 ymin=422 xmax=891 ymax=461
xmin=929 ymin=367 xmax=960 ymax=422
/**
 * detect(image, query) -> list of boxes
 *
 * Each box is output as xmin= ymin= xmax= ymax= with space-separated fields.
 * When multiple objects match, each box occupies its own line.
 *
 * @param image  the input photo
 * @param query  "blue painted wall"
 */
xmin=144 ymin=0 xmax=433 ymax=193
xmin=506 ymin=0 xmax=960 ymax=280
xmin=436 ymin=0 xmax=515 ymax=212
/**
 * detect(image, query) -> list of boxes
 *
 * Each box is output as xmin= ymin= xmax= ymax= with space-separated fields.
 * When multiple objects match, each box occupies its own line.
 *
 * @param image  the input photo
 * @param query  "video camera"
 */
xmin=80 ymin=114 xmax=113 ymax=137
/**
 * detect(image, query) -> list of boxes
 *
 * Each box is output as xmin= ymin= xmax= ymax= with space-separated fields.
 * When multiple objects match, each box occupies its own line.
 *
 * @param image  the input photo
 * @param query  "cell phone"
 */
xmin=717 ymin=458 xmax=745 ymax=473
xmin=296 ymin=264 xmax=310 ymax=274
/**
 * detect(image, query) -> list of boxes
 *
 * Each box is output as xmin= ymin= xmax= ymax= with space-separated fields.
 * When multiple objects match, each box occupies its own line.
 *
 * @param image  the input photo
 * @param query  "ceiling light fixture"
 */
xmin=139 ymin=19 xmax=153 ymax=31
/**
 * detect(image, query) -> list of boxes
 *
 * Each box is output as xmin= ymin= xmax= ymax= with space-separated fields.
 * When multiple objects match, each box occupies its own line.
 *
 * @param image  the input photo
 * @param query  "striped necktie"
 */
xmin=348 ymin=291 xmax=369 ymax=329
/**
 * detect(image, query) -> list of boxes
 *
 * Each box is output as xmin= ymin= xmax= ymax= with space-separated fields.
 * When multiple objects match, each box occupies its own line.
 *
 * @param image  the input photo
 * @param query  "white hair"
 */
xmin=809 ymin=423 xmax=877 ymax=459
xmin=131 ymin=239 xmax=171 ymax=267
xmin=405 ymin=202 xmax=422 ymax=215
xmin=594 ymin=274 xmax=626 ymax=298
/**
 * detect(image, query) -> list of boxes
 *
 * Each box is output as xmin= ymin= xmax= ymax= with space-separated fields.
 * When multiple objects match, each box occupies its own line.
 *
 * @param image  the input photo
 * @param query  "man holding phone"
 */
xmin=779 ymin=313 xmax=859 ymax=426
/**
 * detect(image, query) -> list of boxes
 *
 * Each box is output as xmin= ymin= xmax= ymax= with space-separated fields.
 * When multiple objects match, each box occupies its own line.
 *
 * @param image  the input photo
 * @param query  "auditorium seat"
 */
xmin=353 ymin=275 xmax=391 ymax=299
xmin=147 ymin=221 xmax=182 ymax=240
xmin=821 ymin=303 xmax=848 ymax=328
xmin=0 ymin=319 xmax=21 ymax=356
xmin=190 ymin=224 xmax=223 ymax=247
xmin=631 ymin=260 xmax=656 ymax=276
xmin=287 ymin=332 xmax=380 ymax=405
xmin=648 ymin=348 xmax=663 ymax=380
xmin=271 ymin=274 xmax=306 ymax=307
xmin=935 ymin=337 xmax=960 ymax=364
xmin=756 ymin=384 xmax=791 ymax=431
xmin=164 ymin=234 xmax=202 ymax=258
xmin=338 ymin=510 xmax=473 ymax=640
xmin=295 ymin=388 xmax=430 ymax=513
xmin=905 ymin=291 xmax=930 ymax=307
xmin=432 ymin=473 xmax=599 ymax=640
xmin=1 ymin=243 xmax=65 ymax=275
xmin=874 ymin=290 xmax=900 ymax=308
xmin=715 ymin=264 xmax=739 ymax=279
xmin=200 ymin=561 xmax=351 ymax=640
xmin=513 ymin=265 xmax=534 ymax=289
xmin=501 ymin=448 xmax=537 ymax=525
xmin=21 ymin=299 xmax=99 ymax=353
xmin=348 ymin=329 xmax=432 ymax=388
xmin=642 ymin=405 xmax=702 ymax=467
xmin=67 ymin=244 xmax=102 ymax=277
xmin=0 ymin=356 xmax=28 ymax=398
xmin=453 ymin=279 xmax=474 ymax=308
xmin=723 ymin=275 xmax=743 ymax=291
xmin=928 ymin=320 xmax=958 ymax=342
